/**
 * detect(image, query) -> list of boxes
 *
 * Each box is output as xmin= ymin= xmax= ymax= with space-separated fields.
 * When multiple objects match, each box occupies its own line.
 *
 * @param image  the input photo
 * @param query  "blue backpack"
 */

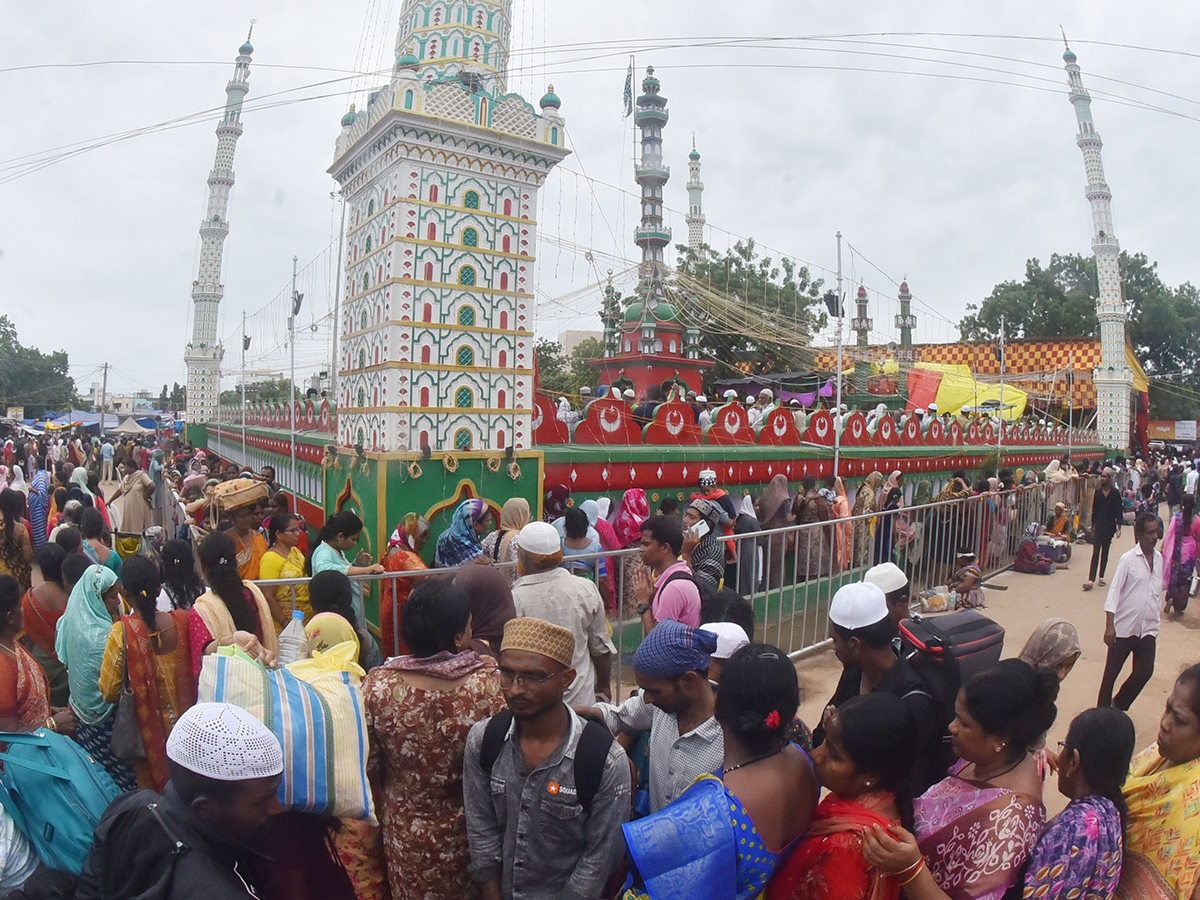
xmin=0 ymin=729 xmax=121 ymax=874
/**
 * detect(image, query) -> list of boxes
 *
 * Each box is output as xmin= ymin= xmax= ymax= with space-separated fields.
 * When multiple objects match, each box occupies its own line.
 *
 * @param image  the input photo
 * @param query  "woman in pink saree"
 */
xmin=862 ymin=659 xmax=1055 ymax=899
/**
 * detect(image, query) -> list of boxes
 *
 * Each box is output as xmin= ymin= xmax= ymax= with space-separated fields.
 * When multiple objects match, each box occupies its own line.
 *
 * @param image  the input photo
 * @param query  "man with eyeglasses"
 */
xmin=463 ymin=617 xmax=631 ymax=900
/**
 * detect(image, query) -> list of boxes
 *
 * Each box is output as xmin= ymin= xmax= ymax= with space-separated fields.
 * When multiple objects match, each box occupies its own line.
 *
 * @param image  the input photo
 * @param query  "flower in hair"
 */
xmin=765 ymin=710 xmax=781 ymax=729
xmin=218 ymin=556 xmax=228 ymax=565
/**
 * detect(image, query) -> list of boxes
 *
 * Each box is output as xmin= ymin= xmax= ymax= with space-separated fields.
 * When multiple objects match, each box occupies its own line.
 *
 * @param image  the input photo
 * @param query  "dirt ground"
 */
xmin=794 ymin=517 xmax=1199 ymax=816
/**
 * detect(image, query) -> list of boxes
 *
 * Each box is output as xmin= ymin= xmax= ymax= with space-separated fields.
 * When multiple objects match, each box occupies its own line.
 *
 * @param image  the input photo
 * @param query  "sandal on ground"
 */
xmin=1082 ymin=582 xmax=1094 ymax=591
xmin=1098 ymin=579 xmax=1106 ymax=586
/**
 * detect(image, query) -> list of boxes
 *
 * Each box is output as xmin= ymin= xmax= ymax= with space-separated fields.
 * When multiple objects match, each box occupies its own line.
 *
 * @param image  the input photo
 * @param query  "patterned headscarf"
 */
xmin=1017 ymin=617 xmax=1080 ymax=673
xmin=633 ymin=618 xmax=719 ymax=678
xmin=544 ymin=484 xmax=570 ymax=522
xmin=55 ymin=565 xmax=118 ymax=725
xmin=614 ymin=488 xmax=650 ymax=547
xmin=434 ymin=500 xmax=489 ymax=568
xmin=390 ymin=513 xmax=430 ymax=552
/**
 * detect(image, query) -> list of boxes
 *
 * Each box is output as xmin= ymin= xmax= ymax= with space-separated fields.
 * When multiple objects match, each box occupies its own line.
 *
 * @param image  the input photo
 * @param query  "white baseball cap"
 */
xmin=864 ymin=561 xmax=908 ymax=594
xmin=829 ymin=582 xmax=889 ymax=630
xmin=699 ymin=622 xmax=751 ymax=660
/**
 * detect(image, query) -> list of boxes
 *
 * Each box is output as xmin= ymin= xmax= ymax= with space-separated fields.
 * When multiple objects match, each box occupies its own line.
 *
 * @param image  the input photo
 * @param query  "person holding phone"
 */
xmin=682 ymin=499 xmax=725 ymax=593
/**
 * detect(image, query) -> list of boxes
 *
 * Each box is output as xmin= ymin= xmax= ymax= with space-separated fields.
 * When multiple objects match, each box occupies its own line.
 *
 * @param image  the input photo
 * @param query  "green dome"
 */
xmin=1063 ymin=47 xmax=1077 ymax=63
xmin=396 ymin=47 xmax=420 ymax=69
xmin=540 ymin=84 xmax=561 ymax=110
xmin=341 ymin=104 xmax=358 ymax=127
xmin=653 ymin=301 xmax=679 ymax=321
xmin=689 ymin=149 xmax=700 ymax=161
xmin=240 ymin=41 xmax=254 ymax=56
xmin=623 ymin=301 xmax=645 ymax=323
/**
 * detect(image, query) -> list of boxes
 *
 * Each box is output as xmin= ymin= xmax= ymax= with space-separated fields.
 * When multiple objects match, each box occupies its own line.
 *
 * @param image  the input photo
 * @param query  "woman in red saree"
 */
xmin=862 ymin=660 xmax=1055 ymax=900
xmin=768 ymin=693 xmax=916 ymax=900
xmin=98 ymin=556 xmax=196 ymax=791
xmin=380 ymin=514 xmax=430 ymax=658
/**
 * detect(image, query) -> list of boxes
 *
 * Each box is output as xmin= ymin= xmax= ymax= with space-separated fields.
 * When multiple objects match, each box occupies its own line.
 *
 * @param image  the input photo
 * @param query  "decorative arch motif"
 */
xmin=459 ymin=266 xmax=476 ymax=286
xmin=462 ymin=227 xmax=478 ymax=247
xmin=458 ymin=305 xmax=475 ymax=326
xmin=456 ymin=345 xmax=475 ymax=367
xmin=463 ymin=190 xmax=480 ymax=210
xmin=454 ymin=428 xmax=472 ymax=450
xmin=455 ymin=387 xmax=473 ymax=408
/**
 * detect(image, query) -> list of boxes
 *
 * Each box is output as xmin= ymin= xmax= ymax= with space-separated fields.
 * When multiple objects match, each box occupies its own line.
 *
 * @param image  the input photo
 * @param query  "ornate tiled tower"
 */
xmin=592 ymin=68 xmax=711 ymax=396
xmin=895 ymin=279 xmax=916 ymax=382
xmin=685 ymin=135 xmax=705 ymax=251
xmin=850 ymin=283 xmax=872 ymax=395
xmin=329 ymin=0 xmax=569 ymax=453
xmin=184 ymin=30 xmax=254 ymax=423
xmin=1064 ymin=44 xmax=1130 ymax=450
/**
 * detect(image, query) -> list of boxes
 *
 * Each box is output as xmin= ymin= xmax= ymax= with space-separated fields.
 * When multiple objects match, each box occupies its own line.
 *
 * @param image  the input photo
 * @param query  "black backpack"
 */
xmin=479 ymin=710 xmax=614 ymax=813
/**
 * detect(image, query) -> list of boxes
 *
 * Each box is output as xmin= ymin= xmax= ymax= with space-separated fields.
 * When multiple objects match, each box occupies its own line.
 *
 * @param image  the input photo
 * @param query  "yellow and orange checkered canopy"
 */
xmin=812 ymin=340 xmax=1147 ymax=408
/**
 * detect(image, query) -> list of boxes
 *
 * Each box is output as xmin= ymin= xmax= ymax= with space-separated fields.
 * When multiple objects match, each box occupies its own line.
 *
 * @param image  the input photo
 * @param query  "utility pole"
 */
xmin=99 ymin=363 xmax=109 ymax=436
xmin=241 ymin=310 xmax=248 ymax=454
xmin=1067 ymin=351 xmax=1074 ymax=465
xmin=834 ymin=231 xmax=844 ymax=479
xmin=997 ymin=314 xmax=1005 ymax=477
xmin=289 ymin=256 xmax=302 ymax=496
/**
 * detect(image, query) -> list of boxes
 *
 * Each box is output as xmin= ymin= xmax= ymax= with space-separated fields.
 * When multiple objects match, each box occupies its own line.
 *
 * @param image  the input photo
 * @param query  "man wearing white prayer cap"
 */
xmin=814 ymin=583 xmax=942 ymax=792
xmin=723 ymin=389 xmax=738 ymax=402
xmin=698 ymin=621 xmax=750 ymax=683
xmin=864 ymin=560 xmax=911 ymax=626
xmin=78 ymin=702 xmax=285 ymax=900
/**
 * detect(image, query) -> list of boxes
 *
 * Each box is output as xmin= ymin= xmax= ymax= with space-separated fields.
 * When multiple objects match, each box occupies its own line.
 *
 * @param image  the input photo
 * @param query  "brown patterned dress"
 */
xmin=363 ymin=661 xmax=506 ymax=900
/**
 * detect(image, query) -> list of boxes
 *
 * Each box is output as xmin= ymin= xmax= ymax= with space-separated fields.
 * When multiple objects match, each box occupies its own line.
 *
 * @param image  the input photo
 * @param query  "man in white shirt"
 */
xmin=1098 ymin=512 xmax=1163 ymax=710
xmin=1186 ymin=464 xmax=1198 ymax=497
xmin=511 ymin=522 xmax=615 ymax=705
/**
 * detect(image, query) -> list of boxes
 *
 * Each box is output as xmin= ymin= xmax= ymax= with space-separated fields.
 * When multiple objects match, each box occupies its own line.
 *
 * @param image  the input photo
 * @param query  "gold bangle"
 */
xmin=892 ymin=856 xmax=923 ymax=878
xmin=45 ymin=717 xmax=57 ymax=733
xmin=897 ymin=860 xmax=926 ymax=886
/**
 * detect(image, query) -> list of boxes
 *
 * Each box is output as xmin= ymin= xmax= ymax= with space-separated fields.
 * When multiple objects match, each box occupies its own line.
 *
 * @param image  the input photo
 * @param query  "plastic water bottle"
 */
xmin=276 ymin=609 xmax=310 ymax=667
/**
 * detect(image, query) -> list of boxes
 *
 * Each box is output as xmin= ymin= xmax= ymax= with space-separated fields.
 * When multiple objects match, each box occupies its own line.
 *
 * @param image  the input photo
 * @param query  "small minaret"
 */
xmin=685 ymin=134 xmax=705 ymax=251
xmin=850 ymin=283 xmax=872 ymax=395
xmin=184 ymin=26 xmax=254 ymax=424
xmin=633 ymin=66 xmax=671 ymax=284
xmin=1064 ymin=41 xmax=1131 ymax=449
xmin=895 ymin=279 xmax=917 ymax=381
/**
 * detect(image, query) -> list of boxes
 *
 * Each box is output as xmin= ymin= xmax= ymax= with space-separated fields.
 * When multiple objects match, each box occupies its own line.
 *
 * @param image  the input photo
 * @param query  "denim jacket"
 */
xmin=463 ymin=705 xmax=631 ymax=900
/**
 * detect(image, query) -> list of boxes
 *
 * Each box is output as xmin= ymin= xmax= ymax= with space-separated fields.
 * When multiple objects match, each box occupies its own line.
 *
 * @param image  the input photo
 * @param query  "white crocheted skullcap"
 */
xmin=166 ymin=702 xmax=283 ymax=781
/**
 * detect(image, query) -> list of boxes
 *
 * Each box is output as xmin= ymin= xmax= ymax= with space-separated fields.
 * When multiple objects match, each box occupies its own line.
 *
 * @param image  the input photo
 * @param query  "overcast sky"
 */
xmin=3 ymin=1 xmax=1199 ymax=402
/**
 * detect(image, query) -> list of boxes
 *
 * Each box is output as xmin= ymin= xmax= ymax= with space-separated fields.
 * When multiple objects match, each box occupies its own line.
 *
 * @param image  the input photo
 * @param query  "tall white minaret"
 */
xmin=184 ymin=27 xmax=254 ymax=424
xmin=685 ymin=133 xmax=705 ymax=251
xmin=1063 ymin=42 xmax=1131 ymax=450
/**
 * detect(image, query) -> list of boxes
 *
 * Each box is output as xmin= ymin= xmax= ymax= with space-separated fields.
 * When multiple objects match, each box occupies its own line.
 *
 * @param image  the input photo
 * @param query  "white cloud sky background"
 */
xmin=2 ymin=1 xmax=1199 ymax=403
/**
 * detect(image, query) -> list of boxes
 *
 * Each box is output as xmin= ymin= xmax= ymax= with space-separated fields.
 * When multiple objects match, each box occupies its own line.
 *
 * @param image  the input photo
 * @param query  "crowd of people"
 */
xmin=0 ymin=426 xmax=1195 ymax=900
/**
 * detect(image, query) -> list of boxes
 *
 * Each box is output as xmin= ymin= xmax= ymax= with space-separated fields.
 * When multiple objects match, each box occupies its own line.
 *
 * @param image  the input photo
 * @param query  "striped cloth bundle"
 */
xmin=198 ymin=644 xmax=375 ymax=823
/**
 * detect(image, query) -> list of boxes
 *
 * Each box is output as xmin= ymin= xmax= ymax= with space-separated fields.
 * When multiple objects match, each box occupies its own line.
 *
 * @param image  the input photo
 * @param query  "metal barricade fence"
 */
xmin=251 ymin=483 xmax=1057 ymax=702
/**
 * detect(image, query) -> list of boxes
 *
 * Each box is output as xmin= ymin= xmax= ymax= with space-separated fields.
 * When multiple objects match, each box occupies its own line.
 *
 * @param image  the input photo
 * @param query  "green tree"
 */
xmin=158 ymin=384 xmax=170 ymax=408
xmin=0 ymin=315 xmax=76 ymax=417
xmin=219 ymin=378 xmax=294 ymax=405
xmin=962 ymin=251 xmax=1200 ymax=419
xmin=569 ymin=337 xmax=604 ymax=390
xmin=169 ymin=382 xmax=186 ymax=409
xmin=674 ymin=239 xmax=825 ymax=384
xmin=535 ymin=339 xmax=573 ymax=397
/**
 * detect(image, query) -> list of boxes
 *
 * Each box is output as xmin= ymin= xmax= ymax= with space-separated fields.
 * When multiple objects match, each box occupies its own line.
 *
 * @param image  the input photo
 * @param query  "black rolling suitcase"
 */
xmin=899 ymin=609 xmax=1006 ymax=683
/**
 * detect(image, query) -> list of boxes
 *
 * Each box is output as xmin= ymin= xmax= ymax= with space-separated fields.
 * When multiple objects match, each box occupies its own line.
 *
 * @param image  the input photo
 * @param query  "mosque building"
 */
xmin=329 ymin=0 xmax=569 ymax=454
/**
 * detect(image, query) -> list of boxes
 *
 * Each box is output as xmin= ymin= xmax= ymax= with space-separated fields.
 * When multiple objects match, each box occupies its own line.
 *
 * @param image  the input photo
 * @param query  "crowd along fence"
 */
xmin=252 ymin=477 xmax=1103 ymax=702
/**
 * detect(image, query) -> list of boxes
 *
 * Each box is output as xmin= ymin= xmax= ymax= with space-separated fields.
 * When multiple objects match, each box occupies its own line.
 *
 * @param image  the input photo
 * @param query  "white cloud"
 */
xmin=2 ymin=0 xmax=1198 ymax=394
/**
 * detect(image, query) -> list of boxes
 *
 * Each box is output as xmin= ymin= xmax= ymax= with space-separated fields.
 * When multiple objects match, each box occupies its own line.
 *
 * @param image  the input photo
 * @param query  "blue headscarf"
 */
xmin=634 ymin=618 xmax=719 ymax=678
xmin=435 ymin=499 xmax=489 ymax=568
xmin=56 ymin=564 xmax=119 ymax=725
